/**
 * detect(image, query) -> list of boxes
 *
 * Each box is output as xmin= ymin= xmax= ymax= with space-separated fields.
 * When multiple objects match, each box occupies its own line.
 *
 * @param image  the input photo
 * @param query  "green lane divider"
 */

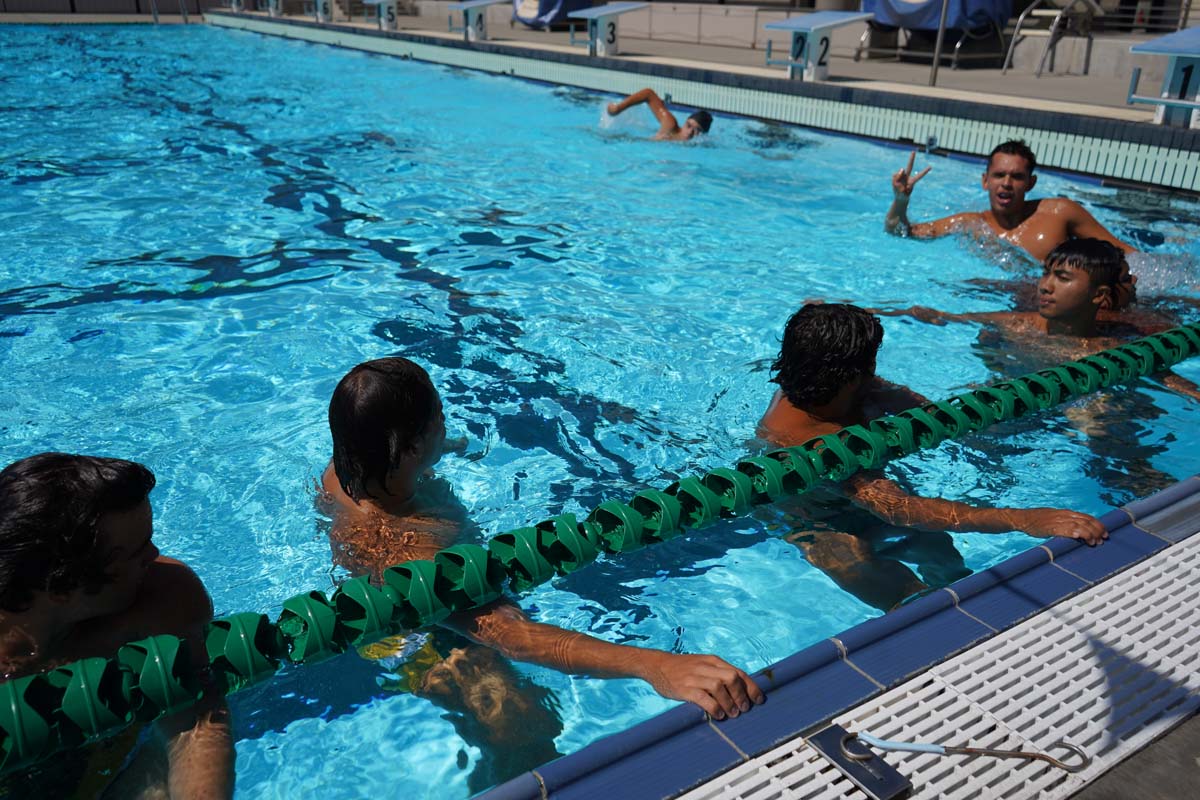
xmin=3 ymin=322 xmax=1199 ymax=773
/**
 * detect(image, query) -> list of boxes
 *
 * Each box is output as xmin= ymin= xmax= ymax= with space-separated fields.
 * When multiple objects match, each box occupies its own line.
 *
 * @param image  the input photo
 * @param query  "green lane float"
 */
xmin=4 ymin=322 xmax=1200 ymax=774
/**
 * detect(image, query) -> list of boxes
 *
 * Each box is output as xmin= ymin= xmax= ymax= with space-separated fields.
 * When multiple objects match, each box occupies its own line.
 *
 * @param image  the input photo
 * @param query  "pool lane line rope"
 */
xmin=3 ymin=321 xmax=1199 ymax=772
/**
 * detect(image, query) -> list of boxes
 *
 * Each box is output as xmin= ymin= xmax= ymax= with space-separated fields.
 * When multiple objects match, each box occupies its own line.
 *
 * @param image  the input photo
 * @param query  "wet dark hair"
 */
xmin=770 ymin=303 xmax=884 ymax=408
xmin=688 ymin=110 xmax=713 ymax=134
xmin=987 ymin=140 xmax=1037 ymax=173
xmin=329 ymin=357 xmax=439 ymax=503
xmin=0 ymin=453 xmax=155 ymax=612
xmin=1044 ymin=238 xmax=1125 ymax=293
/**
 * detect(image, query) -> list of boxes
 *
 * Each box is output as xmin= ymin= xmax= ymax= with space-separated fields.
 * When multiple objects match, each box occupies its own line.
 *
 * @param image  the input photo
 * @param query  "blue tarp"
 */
xmin=860 ymin=0 xmax=1010 ymax=30
xmin=513 ymin=0 xmax=592 ymax=28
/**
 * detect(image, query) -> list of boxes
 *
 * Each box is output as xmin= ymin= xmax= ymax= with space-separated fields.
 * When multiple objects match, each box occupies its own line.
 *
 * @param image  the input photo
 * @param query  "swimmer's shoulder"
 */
xmin=926 ymin=210 xmax=985 ymax=237
xmin=757 ymin=391 xmax=838 ymax=446
xmin=63 ymin=558 xmax=212 ymax=663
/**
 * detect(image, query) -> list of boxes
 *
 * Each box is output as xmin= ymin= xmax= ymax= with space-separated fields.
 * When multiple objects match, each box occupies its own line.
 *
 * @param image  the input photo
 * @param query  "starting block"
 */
xmin=569 ymin=2 xmax=648 ymax=58
xmin=448 ymin=0 xmax=511 ymax=42
xmin=1128 ymin=26 xmax=1200 ymax=128
xmin=764 ymin=11 xmax=873 ymax=81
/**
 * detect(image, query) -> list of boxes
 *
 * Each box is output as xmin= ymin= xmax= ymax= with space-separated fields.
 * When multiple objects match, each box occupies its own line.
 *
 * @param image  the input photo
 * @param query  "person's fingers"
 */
xmin=720 ymin=667 xmax=752 ymax=713
xmin=905 ymin=150 xmax=916 ymax=174
xmin=911 ymin=166 xmax=932 ymax=184
xmin=707 ymin=677 xmax=739 ymax=719
xmin=685 ymin=689 xmax=721 ymax=720
xmin=734 ymin=667 xmax=765 ymax=707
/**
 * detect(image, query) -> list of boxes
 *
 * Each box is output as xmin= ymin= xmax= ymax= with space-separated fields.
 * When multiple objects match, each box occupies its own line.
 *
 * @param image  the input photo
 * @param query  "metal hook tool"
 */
xmin=842 ymin=731 xmax=1092 ymax=773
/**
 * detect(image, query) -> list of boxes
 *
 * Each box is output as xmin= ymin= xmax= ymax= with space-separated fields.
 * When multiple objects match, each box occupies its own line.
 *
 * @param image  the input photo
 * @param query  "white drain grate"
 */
xmin=680 ymin=532 xmax=1200 ymax=800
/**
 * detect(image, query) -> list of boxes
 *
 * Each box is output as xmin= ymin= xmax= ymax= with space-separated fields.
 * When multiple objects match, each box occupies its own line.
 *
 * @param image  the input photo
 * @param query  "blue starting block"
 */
xmin=1128 ymin=26 xmax=1200 ymax=128
xmin=569 ymin=2 xmax=648 ymax=57
xmin=448 ymin=0 xmax=511 ymax=42
xmin=764 ymin=11 xmax=873 ymax=81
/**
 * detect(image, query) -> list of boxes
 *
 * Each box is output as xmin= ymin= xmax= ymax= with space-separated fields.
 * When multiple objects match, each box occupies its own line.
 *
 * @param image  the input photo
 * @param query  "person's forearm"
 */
xmin=885 ymin=196 xmax=911 ymax=235
xmin=849 ymin=477 xmax=1028 ymax=533
xmin=870 ymin=494 xmax=1028 ymax=533
xmin=163 ymin=697 xmax=235 ymax=800
xmin=457 ymin=606 xmax=652 ymax=680
xmin=1159 ymin=372 xmax=1200 ymax=403
xmin=448 ymin=603 xmax=765 ymax=718
xmin=609 ymin=88 xmax=654 ymax=117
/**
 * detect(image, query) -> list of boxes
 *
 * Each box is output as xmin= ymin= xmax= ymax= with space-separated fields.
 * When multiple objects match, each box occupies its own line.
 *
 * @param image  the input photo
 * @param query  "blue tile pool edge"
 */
xmin=204 ymin=12 xmax=1200 ymax=196
xmin=474 ymin=474 xmax=1200 ymax=800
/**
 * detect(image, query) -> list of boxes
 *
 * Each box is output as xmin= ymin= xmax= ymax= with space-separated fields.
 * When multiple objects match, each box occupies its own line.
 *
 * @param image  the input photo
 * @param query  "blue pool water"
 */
xmin=3 ymin=23 xmax=1200 ymax=798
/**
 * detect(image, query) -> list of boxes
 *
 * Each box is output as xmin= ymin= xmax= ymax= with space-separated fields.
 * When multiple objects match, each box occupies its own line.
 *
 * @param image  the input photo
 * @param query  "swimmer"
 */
xmin=320 ymin=358 xmax=764 ymax=727
xmin=756 ymin=304 xmax=1107 ymax=609
xmin=606 ymin=88 xmax=713 ymax=141
xmin=0 ymin=453 xmax=234 ymax=798
xmin=885 ymin=140 xmax=1136 ymax=262
xmin=871 ymin=239 xmax=1200 ymax=400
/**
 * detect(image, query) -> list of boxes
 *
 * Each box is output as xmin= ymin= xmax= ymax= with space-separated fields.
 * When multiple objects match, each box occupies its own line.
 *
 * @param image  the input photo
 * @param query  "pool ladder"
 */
xmin=146 ymin=0 xmax=193 ymax=24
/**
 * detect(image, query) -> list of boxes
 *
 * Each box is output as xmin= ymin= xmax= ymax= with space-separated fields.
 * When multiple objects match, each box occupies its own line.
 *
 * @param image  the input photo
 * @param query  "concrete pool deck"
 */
xmin=0 ymin=10 xmax=1164 ymax=119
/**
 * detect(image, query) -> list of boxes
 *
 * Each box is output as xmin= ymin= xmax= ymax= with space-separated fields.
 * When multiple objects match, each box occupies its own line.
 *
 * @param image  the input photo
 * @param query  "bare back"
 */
xmin=320 ymin=463 xmax=469 ymax=581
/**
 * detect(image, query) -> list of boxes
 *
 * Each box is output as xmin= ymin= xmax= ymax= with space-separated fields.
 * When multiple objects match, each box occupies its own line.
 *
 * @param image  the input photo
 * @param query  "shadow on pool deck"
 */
xmin=1071 ymin=711 xmax=1200 ymax=799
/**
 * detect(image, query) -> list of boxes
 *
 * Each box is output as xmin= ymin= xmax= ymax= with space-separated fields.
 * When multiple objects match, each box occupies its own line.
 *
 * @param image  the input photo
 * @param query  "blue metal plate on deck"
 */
xmin=764 ymin=11 xmax=874 ymax=33
xmin=1131 ymin=27 xmax=1200 ymax=57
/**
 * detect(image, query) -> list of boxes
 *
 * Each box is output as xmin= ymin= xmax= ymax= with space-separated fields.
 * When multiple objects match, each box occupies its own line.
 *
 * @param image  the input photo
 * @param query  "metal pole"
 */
xmin=178 ymin=0 xmax=189 ymax=24
xmin=928 ymin=0 xmax=951 ymax=86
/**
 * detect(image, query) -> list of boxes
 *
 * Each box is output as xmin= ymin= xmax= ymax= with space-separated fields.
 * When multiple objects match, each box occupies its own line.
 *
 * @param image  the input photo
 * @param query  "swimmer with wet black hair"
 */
xmin=321 ymin=357 xmax=765 ymax=732
xmin=606 ymin=88 xmax=712 ymax=141
xmin=0 ymin=453 xmax=234 ymax=798
xmin=757 ymin=302 xmax=1108 ymax=611
xmin=871 ymin=239 xmax=1200 ymax=400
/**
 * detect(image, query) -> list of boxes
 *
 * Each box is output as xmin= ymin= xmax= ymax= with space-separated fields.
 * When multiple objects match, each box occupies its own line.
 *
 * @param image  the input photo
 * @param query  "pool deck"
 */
xmin=0 ymin=11 xmax=1158 ymax=120
xmin=397 ymin=20 xmax=1155 ymax=119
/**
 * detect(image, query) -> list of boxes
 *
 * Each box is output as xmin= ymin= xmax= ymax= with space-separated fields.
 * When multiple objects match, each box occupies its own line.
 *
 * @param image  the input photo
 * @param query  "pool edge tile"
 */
xmin=1049 ymin=522 xmax=1169 ymax=583
xmin=541 ymin=721 xmax=744 ymax=800
xmin=472 ymin=772 xmax=542 ymax=800
xmin=1124 ymin=475 xmax=1200 ymax=522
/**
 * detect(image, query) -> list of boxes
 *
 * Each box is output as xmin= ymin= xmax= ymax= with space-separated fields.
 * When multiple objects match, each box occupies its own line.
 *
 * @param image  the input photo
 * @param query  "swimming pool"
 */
xmin=2 ymin=22 xmax=1200 ymax=799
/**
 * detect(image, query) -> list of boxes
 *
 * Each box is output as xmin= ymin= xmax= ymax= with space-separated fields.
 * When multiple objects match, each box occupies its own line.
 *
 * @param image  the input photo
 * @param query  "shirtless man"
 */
xmin=885 ymin=140 xmax=1135 ymax=262
xmin=757 ymin=303 xmax=1107 ymax=610
xmin=320 ymin=358 xmax=763 ymax=729
xmin=606 ymin=88 xmax=713 ymax=141
xmin=0 ymin=453 xmax=233 ymax=799
xmin=873 ymin=239 xmax=1200 ymax=400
